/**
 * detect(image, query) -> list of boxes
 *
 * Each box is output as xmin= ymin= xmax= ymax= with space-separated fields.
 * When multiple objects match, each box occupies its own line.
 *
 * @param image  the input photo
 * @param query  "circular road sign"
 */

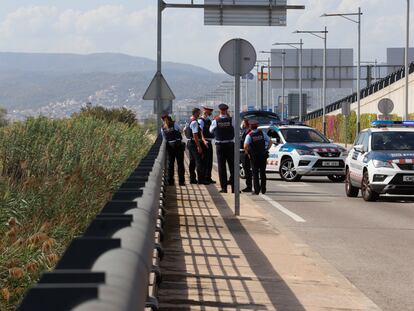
xmin=219 ymin=39 xmax=257 ymax=77
xmin=378 ymin=98 xmax=394 ymax=115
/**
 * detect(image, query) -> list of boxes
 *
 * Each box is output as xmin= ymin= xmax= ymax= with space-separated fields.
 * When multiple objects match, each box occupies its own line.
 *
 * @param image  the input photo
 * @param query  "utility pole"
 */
xmin=405 ymin=0 xmax=410 ymax=120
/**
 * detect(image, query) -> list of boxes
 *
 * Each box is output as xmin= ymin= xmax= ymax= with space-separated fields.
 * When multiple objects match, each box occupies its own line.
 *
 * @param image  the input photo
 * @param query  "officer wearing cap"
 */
xmin=210 ymin=103 xmax=235 ymax=193
xmin=198 ymin=106 xmax=216 ymax=184
xmin=241 ymin=118 xmax=253 ymax=192
xmin=161 ymin=115 xmax=185 ymax=186
xmin=185 ymin=108 xmax=208 ymax=184
xmin=244 ymin=120 xmax=272 ymax=195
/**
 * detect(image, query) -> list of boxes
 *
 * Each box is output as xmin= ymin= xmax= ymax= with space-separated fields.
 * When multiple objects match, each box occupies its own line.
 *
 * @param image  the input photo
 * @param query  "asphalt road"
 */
xmin=244 ymin=173 xmax=414 ymax=311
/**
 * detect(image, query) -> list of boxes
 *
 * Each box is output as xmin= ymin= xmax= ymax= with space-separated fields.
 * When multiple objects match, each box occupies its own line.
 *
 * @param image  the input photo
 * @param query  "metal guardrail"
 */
xmin=302 ymin=62 xmax=414 ymax=121
xmin=18 ymin=136 xmax=167 ymax=311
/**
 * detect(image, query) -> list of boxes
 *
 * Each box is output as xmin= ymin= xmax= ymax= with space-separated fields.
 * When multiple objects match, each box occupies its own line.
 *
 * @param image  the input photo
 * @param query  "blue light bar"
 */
xmin=371 ymin=120 xmax=414 ymax=127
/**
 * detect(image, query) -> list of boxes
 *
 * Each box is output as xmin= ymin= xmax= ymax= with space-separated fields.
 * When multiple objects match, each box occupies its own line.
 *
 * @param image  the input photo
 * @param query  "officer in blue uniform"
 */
xmin=161 ymin=115 xmax=185 ymax=186
xmin=210 ymin=103 xmax=235 ymax=193
xmin=244 ymin=120 xmax=272 ymax=195
xmin=185 ymin=108 xmax=208 ymax=184
xmin=198 ymin=106 xmax=216 ymax=184
xmin=241 ymin=118 xmax=253 ymax=192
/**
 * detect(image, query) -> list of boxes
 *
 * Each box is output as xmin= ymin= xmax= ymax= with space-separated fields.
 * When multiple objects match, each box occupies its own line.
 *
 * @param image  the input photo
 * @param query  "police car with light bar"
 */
xmin=259 ymin=123 xmax=348 ymax=182
xmin=345 ymin=120 xmax=414 ymax=201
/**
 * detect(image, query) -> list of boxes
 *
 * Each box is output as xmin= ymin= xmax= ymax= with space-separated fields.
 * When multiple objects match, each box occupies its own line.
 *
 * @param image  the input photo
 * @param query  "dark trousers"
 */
xmin=250 ymin=156 xmax=267 ymax=194
xmin=241 ymin=153 xmax=252 ymax=189
xmin=216 ymin=142 xmax=234 ymax=191
xmin=167 ymin=142 xmax=185 ymax=184
xmin=202 ymin=140 xmax=213 ymax=181
xmin=188 ymin=141 xmax=203 ymax=182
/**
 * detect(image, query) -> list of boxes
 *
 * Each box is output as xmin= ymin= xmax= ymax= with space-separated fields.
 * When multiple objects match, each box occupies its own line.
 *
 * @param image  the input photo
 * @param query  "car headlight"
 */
xmin=372 ymin=159 xmax=393 ymax=168
xmin=339 ymin=148 xmax=349 ymax=156
xmin=296 ymin=149 xmax=315 ymax=156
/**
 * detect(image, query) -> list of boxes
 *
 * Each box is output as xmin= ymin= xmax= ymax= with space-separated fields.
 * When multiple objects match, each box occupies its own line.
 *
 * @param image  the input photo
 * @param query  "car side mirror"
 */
xmin=354 ymin=144 xmax=365 ymax=153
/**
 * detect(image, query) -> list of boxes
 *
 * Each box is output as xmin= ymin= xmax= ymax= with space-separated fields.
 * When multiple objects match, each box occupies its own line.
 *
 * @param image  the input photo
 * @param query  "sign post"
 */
xmin=219 ymin=38 xmax=256 ymax=216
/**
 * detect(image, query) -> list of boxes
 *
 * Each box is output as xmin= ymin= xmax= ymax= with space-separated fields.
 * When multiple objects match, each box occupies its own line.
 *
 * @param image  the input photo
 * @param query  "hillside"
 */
xmin=0 ymin=52 xmax=226 ymax=118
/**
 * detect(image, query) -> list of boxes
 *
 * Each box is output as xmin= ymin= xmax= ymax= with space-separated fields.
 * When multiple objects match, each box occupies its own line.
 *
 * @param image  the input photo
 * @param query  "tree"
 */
xmin=0 ymin=108 xmax=8 ymax=127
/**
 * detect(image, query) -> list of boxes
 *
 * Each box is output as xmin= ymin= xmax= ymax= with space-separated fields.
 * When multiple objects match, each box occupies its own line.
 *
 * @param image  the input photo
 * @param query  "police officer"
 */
xmin=161 ymin=115 xmax=185 ymax=186
xmin=210 ymin=103 xmax=235 ymax=193
xmin=198 ymin=106 xmax=216 ymax=184
xmin=240 ymin=118 xmax=253 ymax=192
xmin=244 ymin=120 xmax=272 ymax=195
xmin=185 ymin=108 xmax=208 ymax=184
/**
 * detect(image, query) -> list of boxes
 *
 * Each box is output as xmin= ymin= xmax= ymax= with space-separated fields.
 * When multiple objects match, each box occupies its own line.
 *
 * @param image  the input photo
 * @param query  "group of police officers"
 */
xmin=160 ymin=103 xmax=272 ymax=195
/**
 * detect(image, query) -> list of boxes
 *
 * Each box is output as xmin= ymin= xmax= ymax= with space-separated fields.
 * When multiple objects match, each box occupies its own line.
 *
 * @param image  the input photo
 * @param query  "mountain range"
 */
xmin=0 ymin=52 xmax=226 ymax=118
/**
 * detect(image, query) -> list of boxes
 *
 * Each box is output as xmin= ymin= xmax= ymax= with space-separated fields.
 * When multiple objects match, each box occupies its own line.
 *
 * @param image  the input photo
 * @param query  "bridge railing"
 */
xmin=302 ymin=61 xmax=414 ymax=121
xmin=18 ymin=136 xmax=167 ymax=311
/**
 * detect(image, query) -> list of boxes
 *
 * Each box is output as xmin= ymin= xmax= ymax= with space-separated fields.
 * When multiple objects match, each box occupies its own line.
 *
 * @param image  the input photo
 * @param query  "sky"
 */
xmin=0 ymin=0 xmax=412 ymax=72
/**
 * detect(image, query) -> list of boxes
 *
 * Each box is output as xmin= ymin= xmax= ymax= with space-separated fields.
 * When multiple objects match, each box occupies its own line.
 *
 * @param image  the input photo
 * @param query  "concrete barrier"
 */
xmin=18 ymin=136 xmax=167 ymax=311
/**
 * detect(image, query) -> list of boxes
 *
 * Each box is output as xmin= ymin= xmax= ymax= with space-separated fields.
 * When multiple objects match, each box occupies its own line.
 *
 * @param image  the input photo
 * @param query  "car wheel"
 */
xmin=345 ymin=169 xmax=359 ymax=197
xmin=239 ymin=164 xmax=246 ymax=179
xmin=279 ymin=158 xmax=302 ymax=182
xmin=328 ymin=175 xmax=346 ymax=182
xmin=361 ymin=170 xmax=379 ymax=201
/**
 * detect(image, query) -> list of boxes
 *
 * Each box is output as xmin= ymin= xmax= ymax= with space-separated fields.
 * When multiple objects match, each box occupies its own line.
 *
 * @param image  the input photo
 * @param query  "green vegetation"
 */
xmin=0 ymin=108 xmax=7 ymax=127
xmin=0 ymin=108 xmax=154 ymax=310
xmin=308 ymin=112 xmax=404 ymax=143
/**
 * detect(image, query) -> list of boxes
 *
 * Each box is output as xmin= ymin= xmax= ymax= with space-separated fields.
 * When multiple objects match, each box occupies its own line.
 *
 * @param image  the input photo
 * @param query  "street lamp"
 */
xmin=405 ymin=0 xmax=410 ymax=120
xmin=322 ymin=8 xmax=362 ymax=134
xmin=254 ymin=60 xmax=268 ymax=110
xmin=260 ymin=50 xmax=286 ymax=120
xmin=294 ymin=27 xmax=328 ymax=134
xmin=273 ymin=40 xmax=304 ymax=121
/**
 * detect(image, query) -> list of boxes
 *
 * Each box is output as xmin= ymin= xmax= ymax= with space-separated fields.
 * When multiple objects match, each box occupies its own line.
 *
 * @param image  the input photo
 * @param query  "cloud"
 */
xmin=0 ymin=5 xmax=157 ymax=55
xmin=0 ymin=2 xmax=412 ymax=71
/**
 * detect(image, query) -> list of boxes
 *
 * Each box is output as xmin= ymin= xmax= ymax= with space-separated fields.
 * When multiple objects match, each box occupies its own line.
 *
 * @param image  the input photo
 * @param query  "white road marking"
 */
xmin=260 ymin=194 xmax=306 ymax=223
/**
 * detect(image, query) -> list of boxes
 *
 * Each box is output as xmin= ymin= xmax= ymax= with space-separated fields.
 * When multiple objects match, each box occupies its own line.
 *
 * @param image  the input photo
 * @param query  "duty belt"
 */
xmin=167 ymin=139 xmax=181 ymax=144
xmin=215 ymin=140 xmax=234 ymax=144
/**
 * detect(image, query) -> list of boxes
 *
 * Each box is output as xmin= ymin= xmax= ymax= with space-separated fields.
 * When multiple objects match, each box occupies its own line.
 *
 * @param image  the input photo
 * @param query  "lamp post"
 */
xmin=405 ymin=0 xmax=410 ymax=120
xmin=294 ymin=28 xmax=328 ymax=134
xmin=254 ymin=60 xmax=268 ymax=110
xmin=322 ymin=8 xmax=362 ymax=134
xmin=273 ymin=40 xmax=304 ymax=121
xmin=260 ymin=50 xmax=286 ymax=120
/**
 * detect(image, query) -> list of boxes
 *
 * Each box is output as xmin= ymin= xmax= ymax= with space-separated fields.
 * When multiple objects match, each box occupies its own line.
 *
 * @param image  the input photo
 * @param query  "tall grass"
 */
xmin=0 ymin=114 xmax=154 ymax=310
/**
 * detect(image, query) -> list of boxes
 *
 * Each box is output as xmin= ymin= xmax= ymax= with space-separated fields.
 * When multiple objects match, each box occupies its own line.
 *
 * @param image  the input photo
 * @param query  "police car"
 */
xmin=259 ymin=124 xmax=348 ymax=182
xmin=345 ymin=120 xmax=414 ymax=201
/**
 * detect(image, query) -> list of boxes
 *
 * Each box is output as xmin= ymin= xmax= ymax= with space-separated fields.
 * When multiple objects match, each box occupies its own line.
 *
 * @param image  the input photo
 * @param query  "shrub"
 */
xmin=0 ymin=108 xmax=7 ymax=127
xmin=307 ymin=112 xmax=405 ymax=144
xmin=73 ymin=104 xmax=138 ymax=126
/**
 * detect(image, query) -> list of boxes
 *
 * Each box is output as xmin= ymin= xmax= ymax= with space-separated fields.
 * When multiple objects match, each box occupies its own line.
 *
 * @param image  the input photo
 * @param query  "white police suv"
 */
xmin=259 ymin=124 xmax=348 ymax=182
xmin=345 ymin=120 xmax=414 ymax=201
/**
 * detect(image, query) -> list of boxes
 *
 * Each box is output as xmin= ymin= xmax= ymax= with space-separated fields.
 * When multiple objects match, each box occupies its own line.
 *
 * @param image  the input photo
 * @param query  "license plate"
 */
xmin=322 ymin=161 xmax=339 ymax=167
xmin=403 ymin=176 xmax=414 ymax=182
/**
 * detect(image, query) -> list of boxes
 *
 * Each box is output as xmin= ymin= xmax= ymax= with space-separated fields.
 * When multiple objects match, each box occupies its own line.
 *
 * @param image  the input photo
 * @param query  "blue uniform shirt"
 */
xmin=244 ymin=129 xmax=270 ymax=149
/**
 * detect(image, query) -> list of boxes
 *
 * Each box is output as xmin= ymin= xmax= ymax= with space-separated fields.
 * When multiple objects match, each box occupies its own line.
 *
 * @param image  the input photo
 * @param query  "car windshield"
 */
xmin=242 ymin=114 xmax=280 ymax=125
xmin=371 ymin=131 xmax=414 ymax=150
xmin=280 ymin=128 xmax=329 ymax=143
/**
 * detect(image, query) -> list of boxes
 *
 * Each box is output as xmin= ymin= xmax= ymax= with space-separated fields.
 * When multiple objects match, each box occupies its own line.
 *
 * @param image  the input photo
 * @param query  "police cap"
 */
xmin=202 ymin=105 xmax=214 ymax=111
xmin=218 ymin=103 xmax=229 ymax=111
